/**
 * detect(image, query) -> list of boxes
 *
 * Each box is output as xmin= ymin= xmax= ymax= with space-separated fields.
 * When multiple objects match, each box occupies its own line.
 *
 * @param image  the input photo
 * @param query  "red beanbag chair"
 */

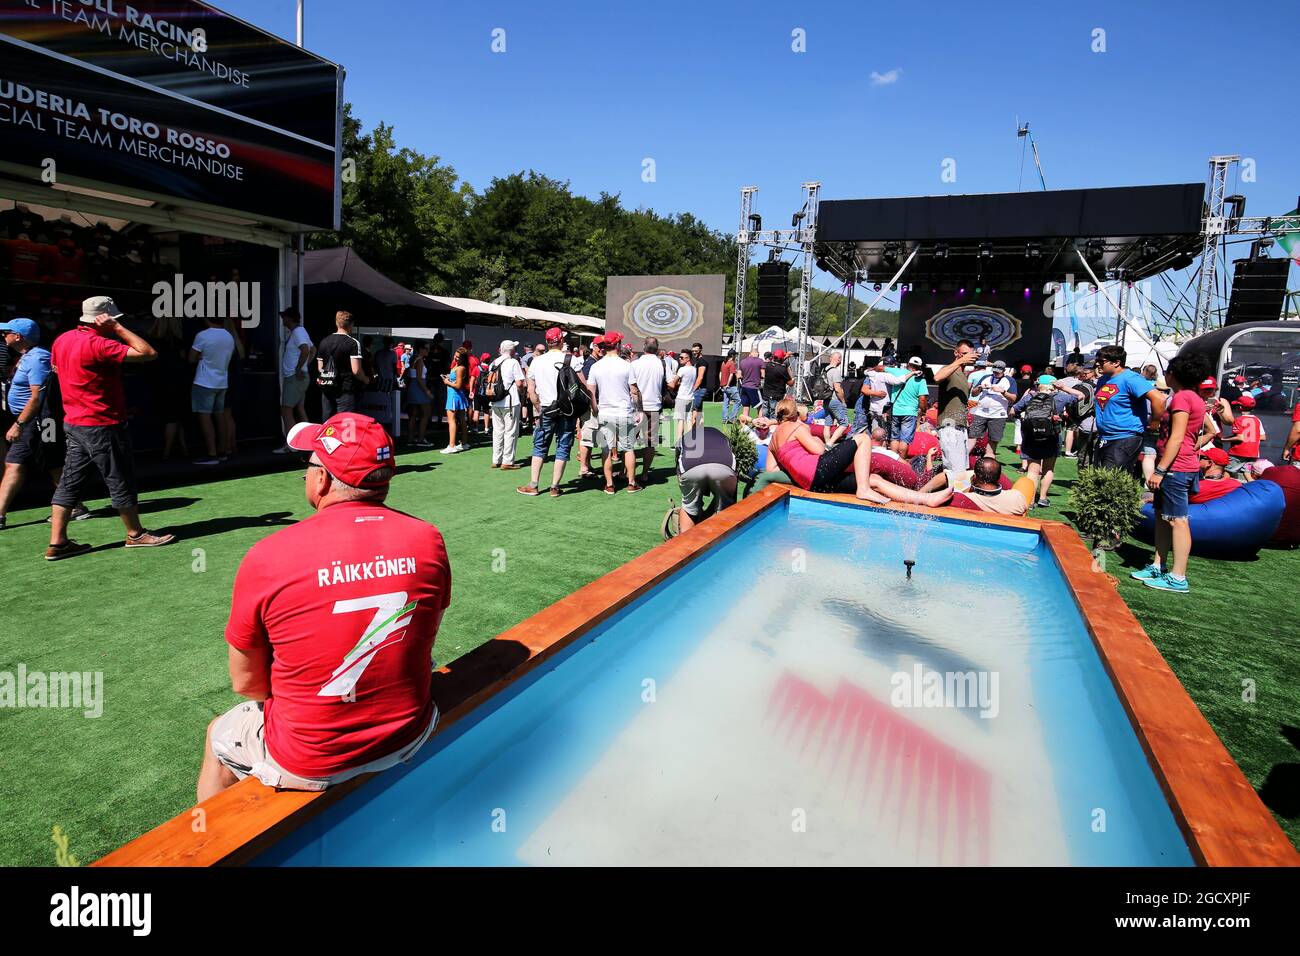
xmin=1259 ymin=465 xmax=1300 ymax=545
xmin=871 ymin=452 xmax=922 ymax=489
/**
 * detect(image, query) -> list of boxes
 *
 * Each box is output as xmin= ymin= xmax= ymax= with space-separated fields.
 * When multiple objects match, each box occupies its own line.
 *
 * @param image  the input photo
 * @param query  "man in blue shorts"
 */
xmin=886 ymin=357 xmax=928 ymax=456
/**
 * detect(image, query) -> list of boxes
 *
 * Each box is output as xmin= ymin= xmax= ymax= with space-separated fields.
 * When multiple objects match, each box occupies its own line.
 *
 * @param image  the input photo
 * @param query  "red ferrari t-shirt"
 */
xmin=1190 ymin=477 xmax=1241 ymax=504
xmin=225 ymin=501 xmax=452 ymax=778
xmin=50 ymin=324 xmax=131 ymax=426
xmin=1230 ymin=414 xmax=1263 ymax=459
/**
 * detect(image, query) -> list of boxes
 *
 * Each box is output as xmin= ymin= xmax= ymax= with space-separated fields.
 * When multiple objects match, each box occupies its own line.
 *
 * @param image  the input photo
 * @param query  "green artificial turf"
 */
xmin=0 ymin=407 xmax=1296 ymax=865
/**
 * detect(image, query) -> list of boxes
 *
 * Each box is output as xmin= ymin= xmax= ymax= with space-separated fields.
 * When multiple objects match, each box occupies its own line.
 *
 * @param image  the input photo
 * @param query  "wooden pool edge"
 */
xmin=787 ymin=487 xmax=1298 ymax=867
xmin=95 ymin=485 xmax=1298 ymax=867
xmin=93 ymin=484 xmax=793 ymax=867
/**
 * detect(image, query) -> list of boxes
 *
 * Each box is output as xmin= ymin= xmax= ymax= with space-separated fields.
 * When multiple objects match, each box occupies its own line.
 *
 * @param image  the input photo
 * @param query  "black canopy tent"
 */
xmin=296 ymin=247 xmax=464 ymax=340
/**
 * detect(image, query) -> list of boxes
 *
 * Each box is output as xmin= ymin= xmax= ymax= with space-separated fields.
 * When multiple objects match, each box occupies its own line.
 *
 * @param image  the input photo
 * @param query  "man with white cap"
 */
xmin=45 ymin=296 xmax=175 ymax=560
xmin=198 ymin=412 xmax=451 ymax=800
xmin=487 ymin=339 xmax=524 ymax=469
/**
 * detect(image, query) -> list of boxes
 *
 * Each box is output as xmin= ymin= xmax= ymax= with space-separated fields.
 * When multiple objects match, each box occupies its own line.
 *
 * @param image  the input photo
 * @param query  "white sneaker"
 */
xmin=439 ymin=446 xmax=459 ymax=454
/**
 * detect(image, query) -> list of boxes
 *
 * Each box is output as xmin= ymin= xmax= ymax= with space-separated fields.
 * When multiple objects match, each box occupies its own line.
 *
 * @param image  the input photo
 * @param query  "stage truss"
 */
xmin=732 ymin=181 xmax=820 ymax=396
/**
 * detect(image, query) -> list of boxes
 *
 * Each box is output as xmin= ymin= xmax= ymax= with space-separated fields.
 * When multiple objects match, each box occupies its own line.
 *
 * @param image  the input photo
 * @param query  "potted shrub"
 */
xmin=1070 ymin=466 xmax=1145 ymax=550
xmin=726 ymin=420 xmax=758 ymax=480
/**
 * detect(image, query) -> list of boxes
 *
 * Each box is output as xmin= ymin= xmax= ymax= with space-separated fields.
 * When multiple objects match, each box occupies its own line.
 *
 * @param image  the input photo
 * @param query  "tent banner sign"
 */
xmin=0 ymin=0 xmax=341 ymax=230
xmin=605 ymin=274 xmax=727 ymax=352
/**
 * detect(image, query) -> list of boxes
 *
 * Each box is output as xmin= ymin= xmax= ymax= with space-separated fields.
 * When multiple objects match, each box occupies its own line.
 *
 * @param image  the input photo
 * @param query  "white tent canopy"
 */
xmin=422 ymin=294 xmax=604 ymax=333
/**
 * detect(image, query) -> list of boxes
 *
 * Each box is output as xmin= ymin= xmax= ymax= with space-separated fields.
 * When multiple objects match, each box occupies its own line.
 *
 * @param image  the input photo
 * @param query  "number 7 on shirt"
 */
xmin=319 ymin=592 xmax=417 ymax=698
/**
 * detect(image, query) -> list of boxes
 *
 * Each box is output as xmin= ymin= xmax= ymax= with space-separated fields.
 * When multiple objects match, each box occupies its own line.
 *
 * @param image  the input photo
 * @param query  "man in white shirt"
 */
xmin=854 ymin=354 xmax=911 ymax=435
xmin=488 ymin=339 xmax=525 ymax=470
xmin=518 ymin=328 xmax=579 ymax=497
xmin=274 ymin=306 xmax=313 ymax=454
xmin=969 ymin=360 xmax=1014 ymax=458
xmin=629 ymin=336 xmax=668 ymax=483
xmin=189 ymin=315 xmax=235 ymax=465
xmin=589 ymin=334 xmax=642 ymax=494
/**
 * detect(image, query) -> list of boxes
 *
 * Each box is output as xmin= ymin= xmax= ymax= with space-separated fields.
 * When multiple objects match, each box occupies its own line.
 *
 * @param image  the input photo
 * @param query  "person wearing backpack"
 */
xmin=316 ymin=311 xmax=369 ymax=419
xmin=1058 ymin=362 xmax=1093 ymax=459
xmin=1010 ymin=374 xmax=1085 ymax=508
xmin=487 ymin=339 xmax=524 ymax=470
xmin=517 ymin=327 xmax=582 ymax=497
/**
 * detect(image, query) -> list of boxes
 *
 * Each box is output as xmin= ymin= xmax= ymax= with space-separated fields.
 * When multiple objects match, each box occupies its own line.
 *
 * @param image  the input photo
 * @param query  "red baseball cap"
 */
xmin=287 ymin=413 xmax=395 ymax=488
xmin=1200 ymin=447 xmax=1230 ymax=466
xmin=773 ymin=349 xmax=788 ymax=360
xmin=604 ymin=331 xmax=624 ymax=345
xmin=544 ymin=327 xmax=564 ymax=343
xmin=1020 ymin=364 xmax=1033 ymax=374
xmin=592 ymin=335 xmax=605 ymax=346
xmin=1198 ymin=377 xmax=1217 ymax=391
xmin=1232 ymin=394 xmax=1256 ymax=409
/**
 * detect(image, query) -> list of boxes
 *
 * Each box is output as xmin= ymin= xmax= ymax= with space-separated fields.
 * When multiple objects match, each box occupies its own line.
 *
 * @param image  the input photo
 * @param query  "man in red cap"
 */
xmin=519 ymin=327 xmax=581 ymax=497
xmin=760 ymin=349 xmax=792 ymax=417
xmin=576 ymin=336 xmax=606 ymax=477
xmin=1190 ymin=446 xmax=1240 ymax=503
xmin=197 ymin=412 xmax=451 ymax=800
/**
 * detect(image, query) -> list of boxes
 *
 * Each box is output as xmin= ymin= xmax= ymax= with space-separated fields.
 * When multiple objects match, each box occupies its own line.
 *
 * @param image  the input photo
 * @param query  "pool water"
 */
xmin=256 ymin=496 xmax=1192 ymax=866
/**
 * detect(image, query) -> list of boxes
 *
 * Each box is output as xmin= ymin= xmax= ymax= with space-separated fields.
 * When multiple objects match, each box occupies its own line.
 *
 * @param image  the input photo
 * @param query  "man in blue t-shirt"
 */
xmin=1 ymin=318 xmax=62 ymax=528
xmin=884 ymin=357 xmax=928 ymax=455
xmin=1092 ymin=344 xmax=1166 ymax=474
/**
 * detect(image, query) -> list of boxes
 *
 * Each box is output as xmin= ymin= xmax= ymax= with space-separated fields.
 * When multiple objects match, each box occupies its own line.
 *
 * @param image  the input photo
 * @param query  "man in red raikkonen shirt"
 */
xmin=197 ymin=413 xmax=452 ymax=800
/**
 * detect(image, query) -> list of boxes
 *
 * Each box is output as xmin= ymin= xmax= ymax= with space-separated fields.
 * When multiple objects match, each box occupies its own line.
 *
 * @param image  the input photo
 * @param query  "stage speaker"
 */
xmin=757 ymin=261 xmax=790 ymax=327
xmin=1225 ymin=256 xmax=1289 ymax=326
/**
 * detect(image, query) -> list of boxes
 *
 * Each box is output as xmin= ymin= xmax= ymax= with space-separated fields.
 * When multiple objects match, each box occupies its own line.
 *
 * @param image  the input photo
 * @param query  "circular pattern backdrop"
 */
xmin=624 ymin=286 xmax=705 ymax=340
xmin=924 ymin=305 xmax=1022 ymax=351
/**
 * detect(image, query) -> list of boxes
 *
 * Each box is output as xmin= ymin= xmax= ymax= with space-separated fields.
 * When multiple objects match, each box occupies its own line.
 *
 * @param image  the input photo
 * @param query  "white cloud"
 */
xmin=870 ymin=68 xmax=902 ymax=86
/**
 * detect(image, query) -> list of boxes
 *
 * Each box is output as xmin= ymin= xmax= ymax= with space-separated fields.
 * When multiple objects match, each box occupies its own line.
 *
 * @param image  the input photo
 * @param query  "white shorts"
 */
xmin=210 ymin=700 xmax=438 ymax=792
xmin=597 ymin=413 xmax=638 ymax=452
xmin=579 ymin=412 xmax=599 ymax=448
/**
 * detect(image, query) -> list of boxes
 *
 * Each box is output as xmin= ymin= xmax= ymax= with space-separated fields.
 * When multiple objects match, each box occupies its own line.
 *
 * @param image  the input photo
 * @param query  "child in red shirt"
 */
xmin=1224 ymin=394 xmax=1266 ymax=478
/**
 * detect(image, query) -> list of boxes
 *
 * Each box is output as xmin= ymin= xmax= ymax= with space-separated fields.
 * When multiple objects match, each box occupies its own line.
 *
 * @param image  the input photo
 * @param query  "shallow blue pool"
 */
xmin=256 ymin=496 xmax=1192 ymax=866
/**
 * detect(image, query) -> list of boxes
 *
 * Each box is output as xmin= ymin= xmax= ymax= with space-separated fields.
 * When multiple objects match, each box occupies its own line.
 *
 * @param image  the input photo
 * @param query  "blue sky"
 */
xmin=223 ymin=0 xmax=1298 ymax=331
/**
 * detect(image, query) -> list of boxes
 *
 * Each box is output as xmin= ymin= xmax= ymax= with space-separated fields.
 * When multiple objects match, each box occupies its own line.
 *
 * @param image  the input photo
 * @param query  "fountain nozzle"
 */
xmin=903 ymin=559 xmax=916 ymax=580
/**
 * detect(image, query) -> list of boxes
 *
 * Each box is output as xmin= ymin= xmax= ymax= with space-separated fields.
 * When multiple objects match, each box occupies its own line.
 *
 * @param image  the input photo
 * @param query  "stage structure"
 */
xmin=810 ymin=158 xmax=1298 ymax=369
xmin=732 ymin=182 xmax=820 ymax=395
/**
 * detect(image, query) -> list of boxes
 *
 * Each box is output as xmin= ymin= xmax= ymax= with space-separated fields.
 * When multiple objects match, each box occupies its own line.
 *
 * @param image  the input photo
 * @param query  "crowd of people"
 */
xmin=4 ymin=293 xmax=1298 ymax=597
